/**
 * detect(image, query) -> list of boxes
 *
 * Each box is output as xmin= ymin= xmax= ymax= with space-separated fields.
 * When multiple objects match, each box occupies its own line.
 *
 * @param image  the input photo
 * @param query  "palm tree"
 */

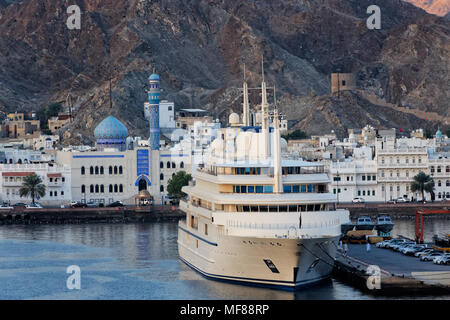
xmin=19 ymin=174 xmax=46 ymax=204
xmin=411 ymin=171 xmax=435 ymax=203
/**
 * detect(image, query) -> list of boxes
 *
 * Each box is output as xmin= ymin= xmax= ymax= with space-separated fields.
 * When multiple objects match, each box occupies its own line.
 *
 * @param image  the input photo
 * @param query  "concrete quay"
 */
xmin=0 ymin=205 xmax=185 ymax=225
xmin=337 ymin=202 xmax=450 ymax=218
xmin=333 ymin=244 xmax=450 ymax=296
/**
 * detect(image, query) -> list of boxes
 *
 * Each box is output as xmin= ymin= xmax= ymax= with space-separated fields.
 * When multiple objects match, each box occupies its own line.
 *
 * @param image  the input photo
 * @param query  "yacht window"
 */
xmin=248 ymin=186 xmax=255 ymax=193
xmin=293 ymin=185 xmax=300 ymax=193
xmin=250 ymin=206 xmax=258 ymax=212
xmin=279 ymin=206 xmax=288 ymax=212
xmin=259 ymin=206 xmax=268 ymax=212
xmin=289 ymin=205 xmax=297 ymax=212
xmin=314 ymin=204 xmax=321 ymax=211
xmin=264 ymin=185 xmax=273 ymax=193
xmin=283 ymin=185 xmax=292 ymax=193
xmin=307 ymin=205 xmax=314 ymax=211
xmin=301 ymin=185 xmax=307 ymax=193
xmin=300 ymin=205 xmax=307 ymax=212
xmin=269 ymin=206 xmax=278 ymax=212
xmin=256 ymin=186 xmax=263 ymax=193
xmin=241 ymin=186 xmax=247 ymax=193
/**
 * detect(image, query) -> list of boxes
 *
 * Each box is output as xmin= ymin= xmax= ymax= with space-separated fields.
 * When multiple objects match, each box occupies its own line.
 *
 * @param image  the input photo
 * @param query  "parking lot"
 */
xmin=346 ymin=243 xmax=450 ymax=276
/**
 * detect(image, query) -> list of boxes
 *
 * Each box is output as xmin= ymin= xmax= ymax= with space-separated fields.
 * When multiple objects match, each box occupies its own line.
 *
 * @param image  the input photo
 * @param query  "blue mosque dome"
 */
xmin=149 ymin=73 xmax=159 ymax=81
xmin=94 ymin=116 xmax=128 ymax=140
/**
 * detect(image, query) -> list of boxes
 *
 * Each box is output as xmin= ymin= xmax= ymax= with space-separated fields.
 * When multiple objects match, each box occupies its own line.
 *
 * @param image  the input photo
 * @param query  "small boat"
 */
xmin=433 ymin=234 xmax=450 ymax=248
xmin=341 ymin=221 xmax=355 ymax=234
xmin=375 ymin=215 xmax=394 ymax=234
xmin=355 ymin=215 xmax=374 ymax=230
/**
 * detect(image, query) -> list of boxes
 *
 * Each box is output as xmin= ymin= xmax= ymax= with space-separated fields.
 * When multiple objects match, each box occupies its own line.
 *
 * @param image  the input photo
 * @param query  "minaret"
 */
xmin=148 ymin=66 xmax=161 ymax=150
xmin=261 ymin=56 xmax=269 ymax=158
xmin=242 ymin=64 xmax=250 ymax=127
xmin=273 ymin=104 xmax=282 ymax=193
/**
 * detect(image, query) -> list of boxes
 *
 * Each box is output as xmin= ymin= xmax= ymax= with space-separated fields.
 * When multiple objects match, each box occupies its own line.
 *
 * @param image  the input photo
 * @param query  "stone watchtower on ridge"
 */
xmin=331 ymin=73 xmax=356 ymax=94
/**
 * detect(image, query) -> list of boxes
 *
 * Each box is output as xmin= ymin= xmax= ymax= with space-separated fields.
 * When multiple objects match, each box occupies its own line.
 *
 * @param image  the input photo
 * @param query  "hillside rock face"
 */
xmin=0 ymin=0 xmax=448 ymax=143
xmin=404 ymin=0 xmax=450 ymax=16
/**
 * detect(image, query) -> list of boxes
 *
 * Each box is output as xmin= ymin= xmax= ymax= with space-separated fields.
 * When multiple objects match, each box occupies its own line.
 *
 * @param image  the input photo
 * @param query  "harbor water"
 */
xmin=0 ymin=218 xmax=449 ymax=300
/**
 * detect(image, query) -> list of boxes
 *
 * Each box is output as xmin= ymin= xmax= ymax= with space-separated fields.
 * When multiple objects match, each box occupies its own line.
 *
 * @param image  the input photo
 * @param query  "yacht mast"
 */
xmin=242 ymin=64 xmax=250 ymax=127
xmin=273 ymin=87 xmax=282 ymax=193
xmin=261 ymin=56 xmax=269 ymax=158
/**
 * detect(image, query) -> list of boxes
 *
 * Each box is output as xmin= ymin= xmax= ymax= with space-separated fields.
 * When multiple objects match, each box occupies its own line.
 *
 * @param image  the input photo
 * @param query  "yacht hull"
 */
xmin=178 ymin=223 xmax=339 ymax=290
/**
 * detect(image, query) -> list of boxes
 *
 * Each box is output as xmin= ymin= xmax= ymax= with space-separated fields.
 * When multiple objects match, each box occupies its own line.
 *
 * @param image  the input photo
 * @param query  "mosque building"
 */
xmin=56 ymin=69 xmax=191 ymax=206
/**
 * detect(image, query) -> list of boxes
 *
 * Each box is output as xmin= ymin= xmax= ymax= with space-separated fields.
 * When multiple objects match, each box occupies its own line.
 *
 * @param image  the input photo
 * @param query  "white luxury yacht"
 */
xmin=177 ymin=66 xmax=350 ymax=289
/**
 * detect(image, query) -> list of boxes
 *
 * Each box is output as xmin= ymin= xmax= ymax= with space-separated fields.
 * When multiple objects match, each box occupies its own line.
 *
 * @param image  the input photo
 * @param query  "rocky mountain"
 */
xmin=0 ymin=0 xmax=448 ymax=143
xmin=404 ymin=0 xmax=450 ymax=16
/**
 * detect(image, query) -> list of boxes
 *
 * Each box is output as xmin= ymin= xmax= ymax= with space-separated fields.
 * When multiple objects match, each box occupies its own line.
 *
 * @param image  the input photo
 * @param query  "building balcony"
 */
xmin=378 ymin=176 xmax=413 ymax=182
xmin=378 ymin=163 xmax=428 ymax=168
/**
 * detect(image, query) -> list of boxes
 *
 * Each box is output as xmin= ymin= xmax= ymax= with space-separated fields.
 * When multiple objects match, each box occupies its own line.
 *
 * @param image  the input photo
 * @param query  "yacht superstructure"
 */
xmin=177 ymin=66 xmax=350 ymax=289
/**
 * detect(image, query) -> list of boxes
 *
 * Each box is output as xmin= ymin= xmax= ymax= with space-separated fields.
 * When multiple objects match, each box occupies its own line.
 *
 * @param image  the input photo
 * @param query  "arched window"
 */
xmin=95 ymin=185 xmax=99 ymax=193
xmin=114 ymin=166 xmax=118 ymax=174
xmin=81 ymin=166 xmax=85 ymax=175
xmin=90 ymin=185 xmax=94 ymax=193
xmin=119 ymin=184 xmax=123 ymax=193
xmin=114 ymin=184 xmax=118 ymax=193
xmin=100 ymin=185 xmax=104 ymax=193
xmin=90 ymin=166 xmax=94 ymax=175
xmin=109 ymin=166 xmax=113 ymax=175
xmin=180 ymin=162 xmax=184 ymax=169
xmin=81 ymin=185 xmax=86 ymax=193
xmin=167 ymin=161 xmax=170 ymax=168
xmin=447 ymin=180 xmax=450 ymax=187
xmin=95 ymin=166 xmax=99 ymax=175
xmin=172 ymin=162 xmax=176 ymax=169
xmin=160 ymin=185 xmax=164 ymax=192
xmin=160 ymin=173 xmax=164 ymax=180
xmin=100 ymin=166 xmax=104 ymax=175
xmin=438 ymin=180 xmax=442 ymax=187
xmin=160 ymin=162 xmax=164 ymax=169
xmin=172 ymin=173 xmax=175 ymax=178
xmin=119 ymin=166 xmax=123 ymax=174
xmin=446 ymin=166 xmax=450 ymax=173
xmin=109 ymin=184 xmax=113 ymax=193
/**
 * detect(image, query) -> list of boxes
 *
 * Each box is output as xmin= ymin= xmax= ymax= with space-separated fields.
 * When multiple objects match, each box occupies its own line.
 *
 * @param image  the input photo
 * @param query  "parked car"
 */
xmin=376 ymin=240 xmax=393 ymax=248
xmin=13 ymin=203 xmax=27 ymax=208
xmin=384 ymin=239 xmax=408 ymax=249
xmin=70 ymin=201 xmax=87 ymax=208
xmin=86 ymin=201 xmax=98 ymax=208
xmin=0 ymin=203 xmax=13 ymax=210
xmin=401 ymin=245 xmax=426 ymax=255
xmin=415 ymin=249 xmax=435 ymax=257
xmin=26 ymin=203 xmax=43 ymax=209
xmin=106 ymin=201 xmax=124 ymax=208
xmin=395 ymin=197 xmax=410 ymax=203
xmin=438 ymin=256 xmax=450 ymax=265
xmin=433 ymin=253 xmax=450 ymax=265
xmin=393 ymin=242 xmax=416 ymax=251
xmin=352 ymin=197 xmax=365 ymax=204
xmin=387 ymin=199 xmax=397 ymax=204
xmin=420 ymin=252 xmax=443 ymax=261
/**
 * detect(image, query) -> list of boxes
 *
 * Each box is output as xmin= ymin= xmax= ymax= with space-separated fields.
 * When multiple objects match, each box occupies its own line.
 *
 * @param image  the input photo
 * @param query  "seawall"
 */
xmin=337 ymin=202 xmax=450 ymax=218
xmin=0 ymin=206 xmax=185 ymax=225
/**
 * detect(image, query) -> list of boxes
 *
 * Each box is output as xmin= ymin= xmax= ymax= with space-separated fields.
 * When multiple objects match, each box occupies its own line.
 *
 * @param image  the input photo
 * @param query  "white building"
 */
xmin=0 ymin=163 xmax=71 ymax=206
